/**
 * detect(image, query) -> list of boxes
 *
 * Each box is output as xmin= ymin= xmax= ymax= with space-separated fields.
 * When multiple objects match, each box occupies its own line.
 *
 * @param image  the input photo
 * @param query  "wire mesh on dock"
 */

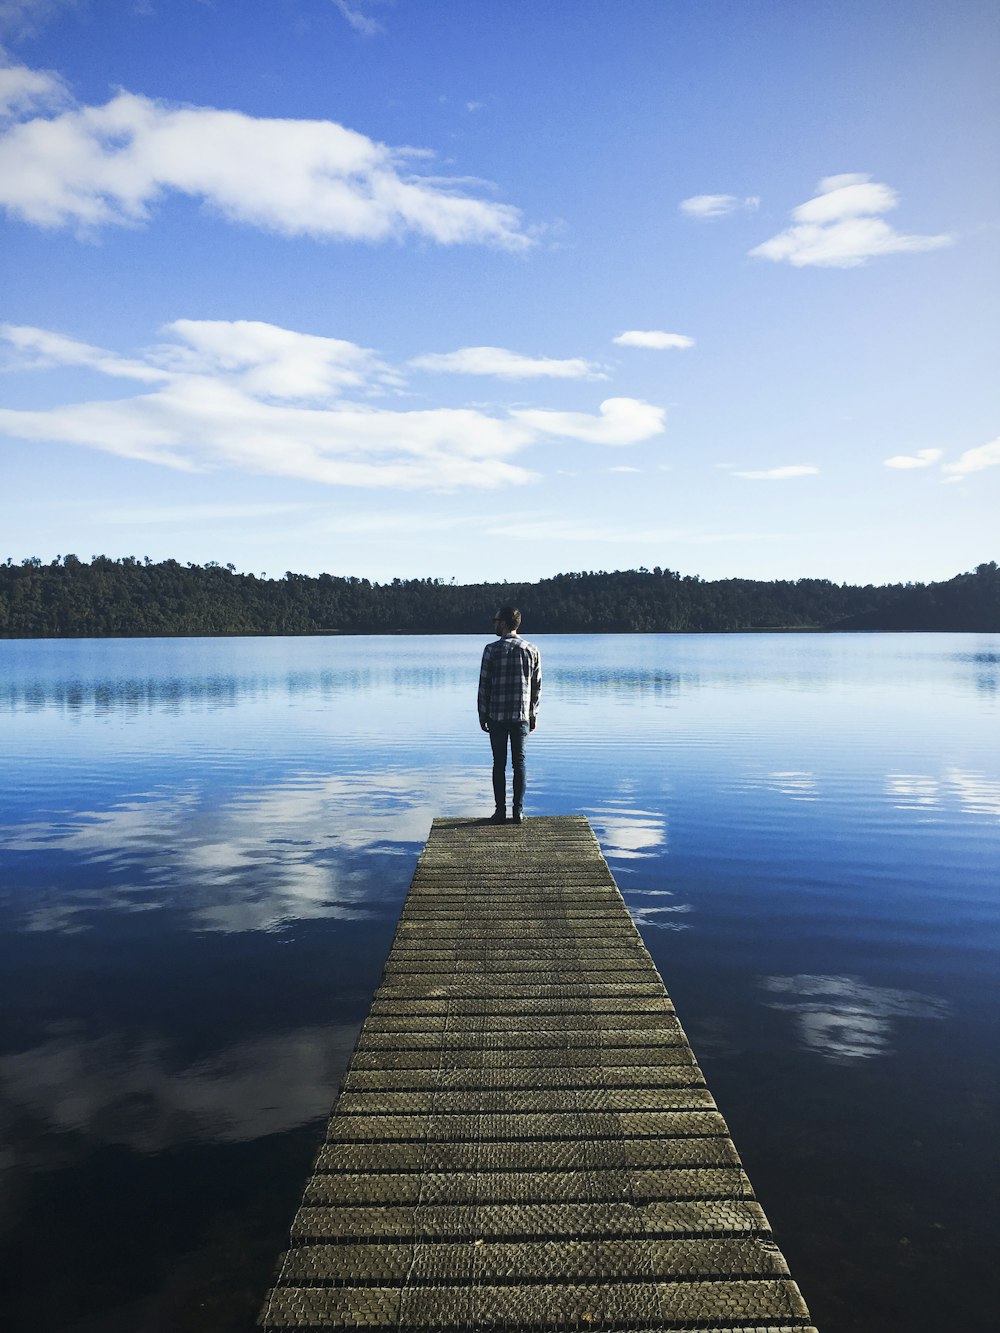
xmin=259 ymin=815 xmax=816 ymax=1333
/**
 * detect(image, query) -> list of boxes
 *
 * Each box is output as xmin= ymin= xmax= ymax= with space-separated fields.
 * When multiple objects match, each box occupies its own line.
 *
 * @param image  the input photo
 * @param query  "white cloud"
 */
xmin=510 ymin=396 xmax=666 ymax=446
xmin=409 ymin=345 xmax=606 ymax=380
xmin=612 ymin=330 xmax=694 ymax=351
xmin=0 ymin=59 xmax=66 ymax=116
xmin=158 ymin=319 xmax=401 ymax=398
xmin=750 ymin=174 xmax=953 ymax=268
xmin=942 ymin=436 xmax=1000 ymax=482
xmin=731 ymin=465 xmax=819 ymax=480
xmin=0 ymin=64 xmax=529 ymax=247
xmin=0 ymin=320 xmax=668 ymax=490
xmin=0 ymin=384 xmax=538 ymax=488
xmin=792 ymin=173 xmax=896 ymax=224
xmin=883 ymin=448 xmax=943 ymax=469
xmin=679 ymin=193 xmax=759 ymax=218
xmin=331 ymin=0 xmax=383 ymax=37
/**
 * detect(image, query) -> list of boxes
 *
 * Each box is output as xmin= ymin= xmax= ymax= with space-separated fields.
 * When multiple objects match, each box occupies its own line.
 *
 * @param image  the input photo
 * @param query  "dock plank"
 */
xmin=259 ymin=815 xmax=816 ymax=1332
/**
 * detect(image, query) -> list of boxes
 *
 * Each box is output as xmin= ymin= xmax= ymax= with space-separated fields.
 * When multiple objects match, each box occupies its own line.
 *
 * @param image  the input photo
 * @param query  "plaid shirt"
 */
xmin=478 ymin=633 xmax=542 ymax=724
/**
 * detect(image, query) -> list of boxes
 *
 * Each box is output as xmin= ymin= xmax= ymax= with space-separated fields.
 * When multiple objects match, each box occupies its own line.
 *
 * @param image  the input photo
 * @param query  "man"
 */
xmin=477 ymin=606 xmax=542 ymax=825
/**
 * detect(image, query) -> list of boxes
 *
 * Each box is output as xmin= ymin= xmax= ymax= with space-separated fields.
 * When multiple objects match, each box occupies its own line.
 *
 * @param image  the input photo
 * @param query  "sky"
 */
xmin=1 ymin=0 xmax=997 ymax=586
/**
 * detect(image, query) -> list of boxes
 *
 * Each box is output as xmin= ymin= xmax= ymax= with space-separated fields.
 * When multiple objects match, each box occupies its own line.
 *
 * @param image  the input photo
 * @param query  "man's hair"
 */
xmin=497 ymin=606 xmax=521 ymax=631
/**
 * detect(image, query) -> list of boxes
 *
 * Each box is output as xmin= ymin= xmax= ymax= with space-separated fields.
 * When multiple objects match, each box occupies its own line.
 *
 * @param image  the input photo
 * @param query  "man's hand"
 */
xmin=481 ymin=720 xmax=490 ymax=732
xmin=530 ymin=717 xmax=537 ymax=732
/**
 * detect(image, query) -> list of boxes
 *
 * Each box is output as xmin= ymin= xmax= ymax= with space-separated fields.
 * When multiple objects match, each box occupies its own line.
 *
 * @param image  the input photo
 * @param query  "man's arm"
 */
xmin=529 ymin=647 xmax=541 ymax=730
xmin=477 ymin=643 xmax=493 ymax=730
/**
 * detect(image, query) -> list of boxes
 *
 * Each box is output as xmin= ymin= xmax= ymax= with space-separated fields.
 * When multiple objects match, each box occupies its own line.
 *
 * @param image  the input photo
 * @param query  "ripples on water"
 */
xmin=1 ymin=632 xmax=998 ymax=1332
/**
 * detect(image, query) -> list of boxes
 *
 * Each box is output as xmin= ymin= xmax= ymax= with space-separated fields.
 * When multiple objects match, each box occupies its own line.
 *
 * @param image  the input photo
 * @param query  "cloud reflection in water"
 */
xmin=583 ymin=804 xmax=692 ymax=929
xmin=0 ymin=1025 xmax=361 ymax=1151
xmin=758 ymin=973 xmax=949 ymax=1063
xmin=1 ymin=767 xmax=485 ymax=934
xmin=886 ymin=768 xmax=1000 ymax=820
xmin=628 ymin=902 xmax=692 ymax=930
xmin=587 ymin=804 xmax=667 ymax=859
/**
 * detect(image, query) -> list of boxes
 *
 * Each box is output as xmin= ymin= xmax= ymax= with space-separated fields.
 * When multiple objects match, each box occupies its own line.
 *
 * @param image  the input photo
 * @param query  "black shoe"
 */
xmin=511 ymin=809 xmax=523 ymax=825
xmin=489 ymin=808 xmax=506 ymax=824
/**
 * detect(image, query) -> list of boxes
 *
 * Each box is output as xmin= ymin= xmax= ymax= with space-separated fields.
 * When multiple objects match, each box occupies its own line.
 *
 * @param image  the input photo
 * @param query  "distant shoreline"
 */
xmin=3 ymin=626 xmax=996 ymax=642
xmin=2 ymin=558 xmax=998 ymax=636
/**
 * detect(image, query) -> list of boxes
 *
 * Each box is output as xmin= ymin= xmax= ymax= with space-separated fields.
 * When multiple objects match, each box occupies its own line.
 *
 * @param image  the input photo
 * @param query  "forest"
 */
xmin=1 ymin=555 xmax=998 ymax=636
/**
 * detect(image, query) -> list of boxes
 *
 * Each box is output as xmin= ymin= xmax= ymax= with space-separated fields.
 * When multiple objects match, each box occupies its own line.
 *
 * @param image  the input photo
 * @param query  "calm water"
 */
xmin=1 ymin=633 xmax=998 ymax=1332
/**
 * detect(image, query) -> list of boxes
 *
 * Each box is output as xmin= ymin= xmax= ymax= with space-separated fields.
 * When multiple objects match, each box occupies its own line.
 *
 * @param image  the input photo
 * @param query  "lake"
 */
xmin=1 ymin=632 xmax=998 ymax=1333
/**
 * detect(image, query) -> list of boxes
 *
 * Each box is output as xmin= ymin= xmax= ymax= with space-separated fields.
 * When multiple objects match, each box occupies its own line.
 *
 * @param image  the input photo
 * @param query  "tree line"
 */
xmin=1 ymin=555 xmax=998 ymax=636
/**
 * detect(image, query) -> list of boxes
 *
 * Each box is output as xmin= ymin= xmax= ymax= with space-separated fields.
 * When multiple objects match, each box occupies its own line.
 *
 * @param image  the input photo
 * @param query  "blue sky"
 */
xmin=1 ymin=0 xmax=997 ymax=585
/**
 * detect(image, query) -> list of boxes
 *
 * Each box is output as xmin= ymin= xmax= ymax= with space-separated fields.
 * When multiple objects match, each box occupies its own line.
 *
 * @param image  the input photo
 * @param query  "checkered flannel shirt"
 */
xmin=478 ymin=633 xmax=542 ymax=725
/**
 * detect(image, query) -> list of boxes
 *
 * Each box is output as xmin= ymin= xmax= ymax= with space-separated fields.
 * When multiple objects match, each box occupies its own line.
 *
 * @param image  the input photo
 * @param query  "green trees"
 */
xmin=0 ymin=555 xmax=997 ymax=637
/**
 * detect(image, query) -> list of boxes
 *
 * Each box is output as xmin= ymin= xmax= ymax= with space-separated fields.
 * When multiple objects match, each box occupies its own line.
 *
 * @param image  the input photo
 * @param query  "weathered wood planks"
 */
xmin=259 ymin=815 xmax=816 ymax=1332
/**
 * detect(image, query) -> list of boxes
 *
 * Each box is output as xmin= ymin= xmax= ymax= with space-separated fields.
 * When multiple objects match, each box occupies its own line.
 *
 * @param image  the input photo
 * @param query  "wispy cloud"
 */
xmin=0 ymin=320 xmax=667 ymax=490
xmin=750 ymin=173 xmax=954 ymax=268
xmin=96 ymin=502 xmax=313 ymax=526
xmin=330 ymin=0 xmax=383 ymax=37
xmin=0 ymin=62 xmax=530 ymax=248
xmin=0 ymin=0 xmax=76 ymax=40
xmin=1 ymin=322 xmax=165 ymax=381
xmin=612 ymin=330 xmax=694 ymax=350
xmin=679 ymin=193 xmax=759 ymax=219
xmin=0 ymin=319 xmax=400 ymax=395
xmin=485 ymin=514 xmax=777 ymax=546
xmin=731 ymin=465 xmax=819 ymax=480
xmin=409 ymin=346 xmax=607 ymax=380
xmin=883 ymin=448 xmax=943 ymax=469
xmin=942 ymin=436 xmax=1000 ymax=482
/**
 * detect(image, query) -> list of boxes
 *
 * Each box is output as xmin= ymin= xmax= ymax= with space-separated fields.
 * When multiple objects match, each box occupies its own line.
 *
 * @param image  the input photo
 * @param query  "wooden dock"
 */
xmin=259 ymin=815 xmax=816 ymax=1332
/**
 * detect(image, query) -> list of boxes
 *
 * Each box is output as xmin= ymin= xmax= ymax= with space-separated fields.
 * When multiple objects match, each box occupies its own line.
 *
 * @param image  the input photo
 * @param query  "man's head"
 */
xmin=494 ymin=606 xmax=521 ymax=635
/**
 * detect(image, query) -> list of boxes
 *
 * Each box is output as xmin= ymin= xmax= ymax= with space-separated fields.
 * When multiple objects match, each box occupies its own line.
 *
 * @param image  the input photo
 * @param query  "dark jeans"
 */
xmin=488 ymin=719 xmax=530 ymax=812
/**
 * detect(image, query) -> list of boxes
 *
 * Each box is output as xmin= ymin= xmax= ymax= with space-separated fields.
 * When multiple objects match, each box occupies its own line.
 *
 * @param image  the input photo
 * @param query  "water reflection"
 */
xmin=586 ymin=805 xmax=667 ymax=858
xmin=944 ymin=768 xmax=1000 ymax=820
xmin=886 ymin=774 xmax=940 ymax=809
xmin=0 ymin=1023 xmax=359 ymax=1156
xmin=1 ymin=631 xmax=998 ymax=1333
xmin=0 ymin=666 xmax=445 ymax=715
xmin=764 ymin=770 xmax=819 ymax=801
xmin=758 ymin=974 xmax=949 ymax=1062
xmin=555 ymin=668 xmax=680 ymax=697
xmin=951 ymin=647 xmax=1000 ymax=696
xmin=1 ymin=768 xmax=482 ymax=934
xmin=626 ymin=900 xmax=692 ymax=931
xmin=886 ymin=768 xmax=1000 ymax=820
